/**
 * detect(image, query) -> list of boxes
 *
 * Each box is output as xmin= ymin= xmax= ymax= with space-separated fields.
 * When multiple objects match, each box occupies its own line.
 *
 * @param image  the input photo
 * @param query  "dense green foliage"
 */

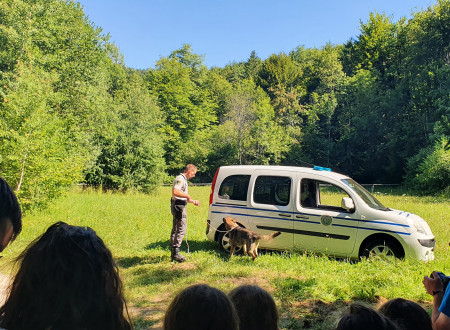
xmin=0 ymin=0 xmax=166 ymax=209
xmin=0 ymin=0 xmax=449 ymax=210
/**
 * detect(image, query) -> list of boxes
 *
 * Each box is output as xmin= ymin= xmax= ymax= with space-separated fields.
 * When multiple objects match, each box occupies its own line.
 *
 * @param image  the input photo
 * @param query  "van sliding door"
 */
xmin=293 ymin=177 xmax=358 ymax=257
xmin=248 ymin=171 xmax=294 ymax=250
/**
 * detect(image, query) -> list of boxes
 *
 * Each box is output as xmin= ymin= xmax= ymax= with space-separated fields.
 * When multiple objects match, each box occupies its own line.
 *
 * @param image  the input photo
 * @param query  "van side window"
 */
xmin=318 ymin=182 xmax=352 ymax=212
xmin=300 ymin=179 xmax=353 ymax=212
xmin=218 ymin=175 xmax=250 ymax=201
xmin=300 ymin=179 xmax=318 ymax=208
xmin=254 ymin=176 xmax=291 ymax=206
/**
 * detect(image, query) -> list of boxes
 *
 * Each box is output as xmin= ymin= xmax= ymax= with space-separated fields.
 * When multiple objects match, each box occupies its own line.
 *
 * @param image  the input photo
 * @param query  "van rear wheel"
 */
xmin=218 ymin=231 xmax=242 ymax=254
xmin=361 ymin=239 xmax=403 ymax=259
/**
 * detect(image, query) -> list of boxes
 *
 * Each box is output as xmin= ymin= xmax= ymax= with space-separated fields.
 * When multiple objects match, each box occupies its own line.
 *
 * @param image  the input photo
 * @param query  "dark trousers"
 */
xmin=170 ymin=199 xmax=187 ymax=249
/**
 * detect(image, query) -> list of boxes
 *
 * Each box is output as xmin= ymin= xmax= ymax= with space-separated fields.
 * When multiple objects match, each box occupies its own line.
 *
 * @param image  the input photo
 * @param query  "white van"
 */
xmin=206 ymin=165 xmax=435 ymax=261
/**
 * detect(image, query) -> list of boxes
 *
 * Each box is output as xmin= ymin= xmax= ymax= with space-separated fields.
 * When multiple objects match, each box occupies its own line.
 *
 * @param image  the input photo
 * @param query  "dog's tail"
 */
xmin=260 ymin=231 xmax=281 ymax=240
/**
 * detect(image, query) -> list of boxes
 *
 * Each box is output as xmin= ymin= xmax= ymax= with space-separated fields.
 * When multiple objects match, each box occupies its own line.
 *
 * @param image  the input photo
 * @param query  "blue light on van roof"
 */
xmin=313 ymin=166 xmax=332 ymax=172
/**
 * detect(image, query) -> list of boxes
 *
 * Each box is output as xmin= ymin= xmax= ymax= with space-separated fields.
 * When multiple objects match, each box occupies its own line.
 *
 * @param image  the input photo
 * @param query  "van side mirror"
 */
xmin=342 ymin=197 xmax=355 ymax=211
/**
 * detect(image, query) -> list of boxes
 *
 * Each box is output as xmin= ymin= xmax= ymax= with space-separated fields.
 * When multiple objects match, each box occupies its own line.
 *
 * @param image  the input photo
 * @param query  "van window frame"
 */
xmin=217 ymin=175 xmax=251 ymax=201
xmin=300 ymin=178 xmax=355 ymax=214
xmin=253 ymin=175 xmax=292 ymax=207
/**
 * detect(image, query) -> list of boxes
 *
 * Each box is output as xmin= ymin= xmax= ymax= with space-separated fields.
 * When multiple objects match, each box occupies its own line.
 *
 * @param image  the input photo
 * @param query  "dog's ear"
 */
xmin=223 ymin=218 xmax=226 ymax=223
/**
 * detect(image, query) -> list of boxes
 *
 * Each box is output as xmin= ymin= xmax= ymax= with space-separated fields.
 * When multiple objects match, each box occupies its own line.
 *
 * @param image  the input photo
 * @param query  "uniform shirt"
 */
xmin=439 ymin=286 xmax=450 ymax=317
xmin=172 ymin=174 xmax=188 ymax=201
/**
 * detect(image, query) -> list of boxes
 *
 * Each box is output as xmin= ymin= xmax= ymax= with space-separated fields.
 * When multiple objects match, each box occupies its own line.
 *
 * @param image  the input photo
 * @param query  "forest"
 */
xmin=0 ymin=0 xmax=449 ymax=211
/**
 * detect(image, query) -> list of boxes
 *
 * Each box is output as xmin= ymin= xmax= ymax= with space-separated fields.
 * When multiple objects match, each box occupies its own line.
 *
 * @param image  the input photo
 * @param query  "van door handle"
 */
xmin=278 ymin=213 xmax=291 ymax=217
xmin=296 ymin=215 xmax=309 ymax=219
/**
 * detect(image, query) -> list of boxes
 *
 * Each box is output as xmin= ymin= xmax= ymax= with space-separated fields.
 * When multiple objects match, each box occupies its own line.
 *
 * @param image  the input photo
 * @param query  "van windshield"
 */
xmin=341 ymin=179 xmax=389 ymax=211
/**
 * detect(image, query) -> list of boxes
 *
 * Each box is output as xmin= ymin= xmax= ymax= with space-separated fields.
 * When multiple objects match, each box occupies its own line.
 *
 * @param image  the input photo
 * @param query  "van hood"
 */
xmin=366 ymin=208 xmax=434 ymax=237
xmin=390 ymin=209 xmax=434 ymax=236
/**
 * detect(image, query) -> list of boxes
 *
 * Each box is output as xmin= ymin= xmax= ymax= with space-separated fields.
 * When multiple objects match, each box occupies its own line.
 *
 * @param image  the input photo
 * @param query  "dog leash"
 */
xmin=185 ymin=217 xmax=190 ymax=254
xmin=208 ymin=224 xmax=235 ymax=234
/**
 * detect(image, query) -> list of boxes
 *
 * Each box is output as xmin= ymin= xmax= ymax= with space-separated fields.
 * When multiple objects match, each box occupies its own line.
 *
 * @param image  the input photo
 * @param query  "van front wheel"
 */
xmin=361 ymin=239 xmax=403 ymax=259
xmin=218 ymin=231 xmax=242 ymax=254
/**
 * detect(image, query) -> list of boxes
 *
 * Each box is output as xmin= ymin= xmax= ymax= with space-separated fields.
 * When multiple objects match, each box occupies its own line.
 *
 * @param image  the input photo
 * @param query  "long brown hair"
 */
xmin=0 ymin=221 xmax=132 ymax=330
xmin=228 ymin=284 xmax=279 ymax=330
xmin=379 ymin=298 xmax=432 ymax=330
xmin=164 ymin=284 xmax=238 ymax=330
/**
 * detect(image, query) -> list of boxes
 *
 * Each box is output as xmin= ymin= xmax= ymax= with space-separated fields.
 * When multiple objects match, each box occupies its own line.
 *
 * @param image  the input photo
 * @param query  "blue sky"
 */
xmin=77 ymin=0 xmax=434 ymax=69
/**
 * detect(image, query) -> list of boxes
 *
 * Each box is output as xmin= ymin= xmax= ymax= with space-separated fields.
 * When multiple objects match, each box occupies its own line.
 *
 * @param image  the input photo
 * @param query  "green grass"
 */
xmin=1 ymin=186 xmax=449 ymax=329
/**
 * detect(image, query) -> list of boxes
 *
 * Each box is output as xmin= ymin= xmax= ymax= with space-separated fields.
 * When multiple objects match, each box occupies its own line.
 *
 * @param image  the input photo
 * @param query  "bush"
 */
xmin=405 ymin=138 xmax=450 ymax=195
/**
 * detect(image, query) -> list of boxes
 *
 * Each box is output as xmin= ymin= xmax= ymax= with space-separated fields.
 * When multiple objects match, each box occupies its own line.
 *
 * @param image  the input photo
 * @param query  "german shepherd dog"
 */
xmin=223 ymin=217 xmax=281 ymax=260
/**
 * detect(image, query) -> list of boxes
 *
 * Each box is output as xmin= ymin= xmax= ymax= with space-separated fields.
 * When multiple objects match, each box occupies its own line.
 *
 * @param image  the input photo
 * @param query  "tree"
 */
xmin=86 ymin=70 xmax=166 ymax=191
xmin=221 ymin=79 xmax=289 ymax=165
xmin=405 ymin=138 xmax=450 ymax=194
xmin=147 ymin=45 xmax=217 ymax=173
xmin=0 ymin=64 xmax=88 ymax=210
xmin=0 ymin=0 xmax=110 ymax=209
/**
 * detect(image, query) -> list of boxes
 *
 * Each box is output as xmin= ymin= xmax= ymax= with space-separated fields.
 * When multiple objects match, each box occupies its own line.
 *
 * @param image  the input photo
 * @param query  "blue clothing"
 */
xmin=439 ymin=286 xmax=450 ymax=317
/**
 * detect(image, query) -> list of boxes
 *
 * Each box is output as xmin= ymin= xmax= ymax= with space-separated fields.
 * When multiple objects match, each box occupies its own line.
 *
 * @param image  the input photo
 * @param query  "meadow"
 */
xmin=1 ymin=186 xmax=449 ymax=329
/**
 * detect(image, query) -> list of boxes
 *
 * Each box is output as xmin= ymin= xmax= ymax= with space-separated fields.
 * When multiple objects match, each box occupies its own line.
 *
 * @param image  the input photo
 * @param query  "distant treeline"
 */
xmin=0 ymin=0 xmax=449 ymax=210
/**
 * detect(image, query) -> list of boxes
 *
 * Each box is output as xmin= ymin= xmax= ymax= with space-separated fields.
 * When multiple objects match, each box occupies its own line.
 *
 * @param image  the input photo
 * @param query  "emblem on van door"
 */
xmin=321 ymin=215 xmax=332 ymax=226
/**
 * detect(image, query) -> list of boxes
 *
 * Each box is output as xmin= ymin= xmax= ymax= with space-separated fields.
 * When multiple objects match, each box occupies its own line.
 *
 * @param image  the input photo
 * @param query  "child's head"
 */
xmin=0 ymin=177 xmax=22 ymax=251
xmin=336 ymin=303 xmax=399 ymax=330
xmin=0 ymin=221 xmax=131 ymax=330
xmin=379 ymin=298 xmax=432 ymax=330
xmin=228 ymin=284 xmax=279 ymax=330
xmin=164 ymin=284 xmax=238 ymax=330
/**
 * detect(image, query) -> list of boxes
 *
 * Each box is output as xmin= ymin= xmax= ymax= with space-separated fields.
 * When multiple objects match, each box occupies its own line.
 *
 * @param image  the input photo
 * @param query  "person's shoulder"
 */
xmin=173 ymin=174 xmax=185 ymax=185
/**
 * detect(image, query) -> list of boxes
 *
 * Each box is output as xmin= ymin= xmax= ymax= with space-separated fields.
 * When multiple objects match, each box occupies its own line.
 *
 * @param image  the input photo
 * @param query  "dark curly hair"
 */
xmin=379 ymin=298 xmax=432 ymax=330
xmin=0 ymin=177 xmax=22 ymax=247
xmin=228 ymin=284 xmax=279 ymax=330
xmin=163 ymin=284 xmax=238 ymax=330
xmin=0 ymin=221 xmax=132 ymax=330
xmin=336 ymin=303 xmax=399 ymax=330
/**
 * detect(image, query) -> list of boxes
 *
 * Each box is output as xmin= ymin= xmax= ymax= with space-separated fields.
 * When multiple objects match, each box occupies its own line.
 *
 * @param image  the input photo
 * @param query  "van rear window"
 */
xmin=253 ymin=176 xmax=291 ymax=206
xmin=218 ymin=175 xmax=250 ymax=201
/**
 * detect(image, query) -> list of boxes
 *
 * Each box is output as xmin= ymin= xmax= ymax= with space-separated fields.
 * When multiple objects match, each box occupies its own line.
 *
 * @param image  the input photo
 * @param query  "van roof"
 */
xmin=218 ymin=165 xmax=351 ymax=180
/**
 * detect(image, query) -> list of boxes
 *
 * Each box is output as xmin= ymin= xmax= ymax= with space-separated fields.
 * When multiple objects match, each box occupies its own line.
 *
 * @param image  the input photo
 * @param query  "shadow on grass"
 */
xmin=129 ymin=264 xmax=207 ymax=288
xmin=247 ymin=249 xmax=360 ymax=265
xmin=117 ymin=255 xmax=170 ymax=268
xmin=117 ymin=240 xmax=226 ymax=269
xmin=144 ymin=239 xmax=219 ymax=253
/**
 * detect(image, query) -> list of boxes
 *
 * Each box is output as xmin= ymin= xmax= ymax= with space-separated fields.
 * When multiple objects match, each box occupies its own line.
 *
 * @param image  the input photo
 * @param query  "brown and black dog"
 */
xmin=223 ymin=217 xmax=281 ymax=260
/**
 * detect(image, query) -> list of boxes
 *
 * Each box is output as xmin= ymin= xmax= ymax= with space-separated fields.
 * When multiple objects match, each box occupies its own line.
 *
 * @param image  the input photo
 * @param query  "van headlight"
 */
xmin=418 ymin=238 xmax=435 ymax=248
xmin=412 ymin=218 xmax=426 ymax=235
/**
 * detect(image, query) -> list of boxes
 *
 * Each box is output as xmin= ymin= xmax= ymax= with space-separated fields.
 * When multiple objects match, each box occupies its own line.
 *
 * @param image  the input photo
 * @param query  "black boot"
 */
xmin=171 ymin=247 xmax=186 ymax=263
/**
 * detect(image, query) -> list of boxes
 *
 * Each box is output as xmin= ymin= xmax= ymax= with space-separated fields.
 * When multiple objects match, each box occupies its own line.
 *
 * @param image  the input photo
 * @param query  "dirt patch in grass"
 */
xmin=220 ymin=274 xmax=273 ymax=291
xmin=169 ymin=261 xmax=199 ymax=271
xmin=284 ymin=299 xmax=347 ymax=329
xmin=129 ymin=291 xmax=173 ymax=330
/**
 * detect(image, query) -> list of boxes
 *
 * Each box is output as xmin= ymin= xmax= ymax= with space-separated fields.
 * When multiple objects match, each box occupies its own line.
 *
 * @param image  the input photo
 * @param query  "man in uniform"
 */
xmin=170 ymin=164 xmax=199 ymax=262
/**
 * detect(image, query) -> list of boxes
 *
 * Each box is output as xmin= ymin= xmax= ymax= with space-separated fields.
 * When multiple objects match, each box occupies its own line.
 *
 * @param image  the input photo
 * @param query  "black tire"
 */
xmin=361 ymin=238 xmax=403 ymax=259
xmin=218 ymin=230 xmax=242 ymax=254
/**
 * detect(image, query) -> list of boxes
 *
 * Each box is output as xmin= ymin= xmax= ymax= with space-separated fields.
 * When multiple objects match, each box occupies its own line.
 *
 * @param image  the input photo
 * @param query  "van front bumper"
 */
xmin=404 ymin=236 xmax=435 ymax=262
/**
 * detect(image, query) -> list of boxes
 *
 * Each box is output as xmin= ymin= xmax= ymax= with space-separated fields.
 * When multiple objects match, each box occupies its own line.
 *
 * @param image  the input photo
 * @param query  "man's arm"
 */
xmin=423 ymin=272 xmax=450 ymax=329
xmin=172 ymin=188 xmax=199 ymax=206
xmin=434 ymin=311 xmax=450 ymax=330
